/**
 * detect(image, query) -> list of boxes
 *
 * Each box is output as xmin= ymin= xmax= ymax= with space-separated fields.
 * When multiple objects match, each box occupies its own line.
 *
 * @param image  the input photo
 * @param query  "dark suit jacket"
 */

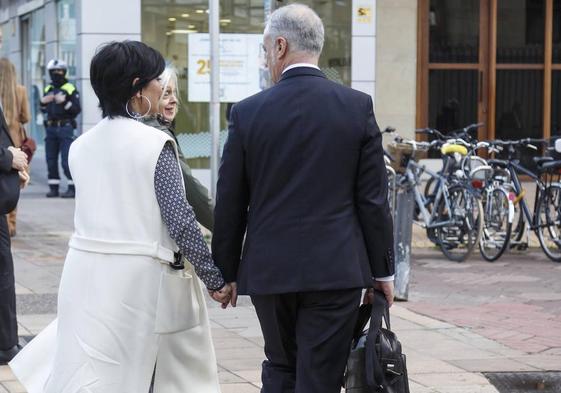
xmin=212 ymin=67 xmax=395 ymax=295
xmin=1 ymin=106 xmax=20 ymax=215
xmin=0 ymin=107 xmax=15 ymax=173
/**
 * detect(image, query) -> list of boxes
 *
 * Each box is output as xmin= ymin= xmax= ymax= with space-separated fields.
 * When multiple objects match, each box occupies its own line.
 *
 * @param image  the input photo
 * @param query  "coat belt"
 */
xmin=68 ymin=235 xmax=176 ymax=263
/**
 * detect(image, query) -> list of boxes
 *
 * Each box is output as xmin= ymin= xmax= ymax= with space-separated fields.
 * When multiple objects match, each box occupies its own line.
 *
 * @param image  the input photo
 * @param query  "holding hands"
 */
xmin=8 ymin=147 xmax=28 ymax=172
xmin=208 ymin=282 xmax=238 ymax=309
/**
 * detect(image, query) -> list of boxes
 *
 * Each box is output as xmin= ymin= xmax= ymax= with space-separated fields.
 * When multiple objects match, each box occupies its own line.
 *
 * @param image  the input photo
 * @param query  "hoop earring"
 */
xmin=125 ymin=95 xmax=152 ymax=120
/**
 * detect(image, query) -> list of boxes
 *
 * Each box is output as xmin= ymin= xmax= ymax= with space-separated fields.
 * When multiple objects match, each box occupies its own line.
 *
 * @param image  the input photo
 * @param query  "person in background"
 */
xmin=40 ymin=59 xmax=81 ymax=199
xmin=0 ymin=58 xmax=30 ymax=237
xmin=0 ymin=104 xmax=28 ymax=364
xmin=140 ymin=66 xmax=214 ymax=231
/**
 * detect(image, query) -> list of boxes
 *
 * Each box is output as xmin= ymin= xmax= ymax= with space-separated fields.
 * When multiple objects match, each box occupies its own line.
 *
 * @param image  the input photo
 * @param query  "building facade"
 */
xmin=0 ymin=0 xmax=418 ymax=173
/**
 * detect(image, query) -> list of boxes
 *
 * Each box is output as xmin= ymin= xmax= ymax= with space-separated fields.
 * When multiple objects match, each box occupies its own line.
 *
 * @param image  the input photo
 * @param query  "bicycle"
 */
xmin=488 ymin=139 xmax=561 ymax=262
xmin=384 ymin=130 xmax=483 ymax=262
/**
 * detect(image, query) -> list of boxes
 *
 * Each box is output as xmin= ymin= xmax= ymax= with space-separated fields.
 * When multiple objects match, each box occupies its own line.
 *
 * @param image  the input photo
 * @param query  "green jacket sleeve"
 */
xmin=179 ymin=159 xmax=215 ymax=232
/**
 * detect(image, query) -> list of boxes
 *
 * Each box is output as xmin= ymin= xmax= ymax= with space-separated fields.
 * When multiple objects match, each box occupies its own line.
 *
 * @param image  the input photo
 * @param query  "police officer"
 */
xmin=40 ymin=59 xmax=81 ymax=198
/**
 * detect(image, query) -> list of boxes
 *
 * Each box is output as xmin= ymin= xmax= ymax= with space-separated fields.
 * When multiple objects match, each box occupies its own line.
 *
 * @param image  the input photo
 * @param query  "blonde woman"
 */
xmin=140 ymin=66 xmax=215 ymax=232
xmin=0 ymin=58 xmax=30 ymax=237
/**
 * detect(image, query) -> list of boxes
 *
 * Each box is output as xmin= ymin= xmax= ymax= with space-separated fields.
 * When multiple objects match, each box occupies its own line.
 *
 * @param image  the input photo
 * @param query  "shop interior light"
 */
xmin=195 ymin=9 xmax=204 ymax=14
xmin=168 ymin=17 xmax=176 ymax=21
xmin=220 ymin=19 xmax=231 ymax=23
xmin=188 ymin=25 xmax=196 ymax=29
xmin=181 ymin=13 xmax=190 ymax=18
xmin=166 ymin=32 xmax=172 ymax=36
xmin=171 ymin=29 xmax=198 ymax=34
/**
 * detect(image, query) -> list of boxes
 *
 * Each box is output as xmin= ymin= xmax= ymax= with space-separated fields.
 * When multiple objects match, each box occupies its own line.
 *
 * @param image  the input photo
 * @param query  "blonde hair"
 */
xmin=159 ymin=66 xmax=180 ymax=118
xmin=0 ymin=58 xmax=18 ymax=128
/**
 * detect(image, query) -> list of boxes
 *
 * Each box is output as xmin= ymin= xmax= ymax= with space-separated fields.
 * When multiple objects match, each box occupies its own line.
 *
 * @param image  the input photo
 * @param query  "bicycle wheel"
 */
xmin=536 ymin=184 xmax=561 ymax=262
xmin=479 ymin=187 xmax=512 ymax=261
xmin=434 ymin=184 xmax=483 ymax=262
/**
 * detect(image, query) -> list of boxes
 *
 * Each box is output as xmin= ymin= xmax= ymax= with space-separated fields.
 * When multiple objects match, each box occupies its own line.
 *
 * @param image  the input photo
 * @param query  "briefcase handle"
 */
xmin=364 ymin=291 xmax=391 ymax=390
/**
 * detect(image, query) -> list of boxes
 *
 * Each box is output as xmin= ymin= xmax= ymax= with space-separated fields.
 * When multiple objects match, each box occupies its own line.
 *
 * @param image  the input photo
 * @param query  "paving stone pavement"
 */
xmin=1 ymin=175 xmax=560 ymax=392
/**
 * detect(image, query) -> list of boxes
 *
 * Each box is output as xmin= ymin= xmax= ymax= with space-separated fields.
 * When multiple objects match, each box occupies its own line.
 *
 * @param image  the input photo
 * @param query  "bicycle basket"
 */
xmin=387 ymin=142 xmax=428 ymax=173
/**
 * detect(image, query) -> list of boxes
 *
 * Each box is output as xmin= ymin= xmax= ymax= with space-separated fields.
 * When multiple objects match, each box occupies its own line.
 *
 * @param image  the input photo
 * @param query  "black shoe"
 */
xmin=60 ymin=185 xmax=75 ymax=199
xmin=46 ymin=185 xmax=59 ymax=198
xmin=0 ymin=344 xmax=22 ymax=365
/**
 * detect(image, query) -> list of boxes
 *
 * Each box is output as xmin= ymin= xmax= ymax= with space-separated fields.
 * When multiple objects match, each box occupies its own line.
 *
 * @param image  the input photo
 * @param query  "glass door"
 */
xmin=493 ymin=0 xmax=545 ymax=168
xmin=421 ymin=0 xmax=489 ymax=145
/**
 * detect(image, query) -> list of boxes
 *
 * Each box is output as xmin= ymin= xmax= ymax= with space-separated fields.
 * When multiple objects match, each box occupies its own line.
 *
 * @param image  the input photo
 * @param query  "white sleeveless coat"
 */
xmin=10 ymin=117 xmax=221 ymax=393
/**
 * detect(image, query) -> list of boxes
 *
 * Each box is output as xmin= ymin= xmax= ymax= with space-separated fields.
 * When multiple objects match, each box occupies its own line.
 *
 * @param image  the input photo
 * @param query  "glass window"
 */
xmin=428 ymin=70 xmax=478 ymax=133
xmin=0 ymin=22 xmax=11 ymax=58
xmin=495 ymin=70 xmax=543 ymax=169
xmin=552 ymin=71 xmax=561 ymax=135
xmin=429 ymin=0 xmax=480 ymax=63
xmin=22 ymin=8 xmax=46 ymax=143
xmin=57 ymin=0 xmax=77 ymax=80
xmin=554 ymin=0 xmax=561 ymax=63
xmin=142 ymin=0 xmax=266 ymax=169
xmin=142 ymin=0 xmax=351 ymax=169
xmin=281 ymin=0 xmax=351 ymax=84
xmin=497 ymin=0 xmax=545 ymax=63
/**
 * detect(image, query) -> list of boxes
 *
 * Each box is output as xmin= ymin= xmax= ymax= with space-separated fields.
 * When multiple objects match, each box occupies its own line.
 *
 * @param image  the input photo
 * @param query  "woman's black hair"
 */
xmin=89 ymin=41 xmax=165 ymax=118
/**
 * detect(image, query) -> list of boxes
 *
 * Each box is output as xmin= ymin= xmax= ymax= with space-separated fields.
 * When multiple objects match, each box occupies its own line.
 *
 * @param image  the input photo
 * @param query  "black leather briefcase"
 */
xmin=344 ymin=292 xmax=410 ymax=393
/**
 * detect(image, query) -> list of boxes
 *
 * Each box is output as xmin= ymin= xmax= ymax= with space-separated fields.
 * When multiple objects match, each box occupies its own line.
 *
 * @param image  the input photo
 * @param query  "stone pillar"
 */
xmin=44 ymin=0 xmax=58 ymax=76
xmin=76 ymin=0 xmax=141 ymax=132
xmin=375 ymin=0 xmax=417 ymax=141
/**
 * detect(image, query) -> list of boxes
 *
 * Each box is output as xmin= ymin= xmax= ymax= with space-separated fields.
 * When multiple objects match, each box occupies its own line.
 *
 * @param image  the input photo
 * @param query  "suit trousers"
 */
xmin=251 ymin=288 xmax=362 ymax=393
xmin=0 ymin=215 xmax=18 ymax=350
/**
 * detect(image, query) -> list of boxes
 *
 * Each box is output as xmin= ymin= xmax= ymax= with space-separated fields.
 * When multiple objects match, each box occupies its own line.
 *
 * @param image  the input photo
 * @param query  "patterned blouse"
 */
xmin=154 ymin=142 xmax=225 ymax=291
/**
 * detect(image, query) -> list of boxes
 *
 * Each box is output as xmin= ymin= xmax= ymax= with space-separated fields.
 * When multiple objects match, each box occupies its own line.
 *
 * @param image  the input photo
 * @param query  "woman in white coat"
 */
xmin=10 ymin=41 xmax=232 ymax=393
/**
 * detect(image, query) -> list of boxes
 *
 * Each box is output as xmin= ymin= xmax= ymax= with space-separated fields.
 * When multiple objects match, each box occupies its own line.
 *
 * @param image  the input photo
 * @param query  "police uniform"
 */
xmin=40 ymin=60 xmax=81 ymax=198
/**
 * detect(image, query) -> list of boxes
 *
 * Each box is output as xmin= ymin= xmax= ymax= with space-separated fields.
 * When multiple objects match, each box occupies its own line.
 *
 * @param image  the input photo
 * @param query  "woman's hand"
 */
xmin=208 ymin=284 xmax=232 ymax=308
xmin=19 ymin=171 xmax=30 ymax=189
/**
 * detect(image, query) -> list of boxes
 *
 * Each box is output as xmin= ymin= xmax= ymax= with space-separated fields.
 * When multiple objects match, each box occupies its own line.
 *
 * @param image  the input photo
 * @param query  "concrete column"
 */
xmin=76 ymin=0 xmax=141 ymax=132
xmin=351 ymin=0 xmax=377 ymax=105
xmin=375 ymin=0 xmax=417 ymax=141
xmin=44 ymin=0 xmax=57 ymax=73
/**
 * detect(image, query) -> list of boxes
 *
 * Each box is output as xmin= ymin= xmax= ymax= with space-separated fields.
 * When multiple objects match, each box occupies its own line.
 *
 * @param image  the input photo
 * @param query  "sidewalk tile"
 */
xmin=219 ymin=383 xmax=260 ymax=392
xmin=448 ymin=358 xmax=539 ymax=372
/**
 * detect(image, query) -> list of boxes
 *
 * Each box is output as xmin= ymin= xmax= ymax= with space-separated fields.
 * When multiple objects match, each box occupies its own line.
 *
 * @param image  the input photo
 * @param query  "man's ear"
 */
xmin=277 ymin=37 xmax=288 ymax=59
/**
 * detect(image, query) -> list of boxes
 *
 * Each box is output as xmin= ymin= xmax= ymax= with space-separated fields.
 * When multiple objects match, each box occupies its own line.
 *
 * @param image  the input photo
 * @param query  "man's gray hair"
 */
xmin=265 ymin=4 xmax=325 ymax=56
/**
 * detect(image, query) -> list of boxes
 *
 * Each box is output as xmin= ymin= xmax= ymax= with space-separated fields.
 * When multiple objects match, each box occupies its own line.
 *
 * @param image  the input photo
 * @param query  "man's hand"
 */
xmin=40 ymin=94 xmax=55 ymax=104
xmin=374 ymin=280 xmax=394 ymax=307
xmin=363 ymin=281 xmax=395 ymax=307
xmin=8 ymin=147 xmax=28 ymax=171
xmin=54 ymin=92 xmax=66 ymax=104
xmin=228 ymin=282 xmax=238 ymax=309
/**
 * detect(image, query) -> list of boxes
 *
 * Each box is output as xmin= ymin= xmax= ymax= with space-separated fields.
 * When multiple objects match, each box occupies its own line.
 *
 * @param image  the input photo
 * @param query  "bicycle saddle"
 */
xmin=488 ymin=159 xmax=509 ymax=168
xmin=533 ymin=156 xmax=553 ymax=165
xmin=538 ymin=160 xmax=561 ymax=173
xmin=441 ymin=143 xmax=468 ymax=156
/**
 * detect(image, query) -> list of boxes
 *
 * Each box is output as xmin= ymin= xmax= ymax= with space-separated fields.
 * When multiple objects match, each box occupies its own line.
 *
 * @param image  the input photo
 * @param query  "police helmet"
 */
xmin=47 ymin=59 xmax=68 ymax=71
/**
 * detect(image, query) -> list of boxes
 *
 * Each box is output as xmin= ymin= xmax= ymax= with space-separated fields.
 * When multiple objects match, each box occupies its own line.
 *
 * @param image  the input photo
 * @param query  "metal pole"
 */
xmin=393 ymin=184 xmax=414 ymax=301
xmin=209 ymin=0 xmax=220 ymax=199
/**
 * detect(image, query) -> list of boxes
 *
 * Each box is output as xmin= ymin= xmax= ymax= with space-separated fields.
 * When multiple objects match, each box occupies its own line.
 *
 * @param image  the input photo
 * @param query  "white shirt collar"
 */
xmin=282 ymin=63 xmax=320 ymax=74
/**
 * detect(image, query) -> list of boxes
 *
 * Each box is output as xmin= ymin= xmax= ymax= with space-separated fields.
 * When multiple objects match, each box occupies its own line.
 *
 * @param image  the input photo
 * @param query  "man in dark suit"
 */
xmin=212 ymin=4 xmax=395 ymax=392
xmin=0 ymin=104 xmax=27 ymax=364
